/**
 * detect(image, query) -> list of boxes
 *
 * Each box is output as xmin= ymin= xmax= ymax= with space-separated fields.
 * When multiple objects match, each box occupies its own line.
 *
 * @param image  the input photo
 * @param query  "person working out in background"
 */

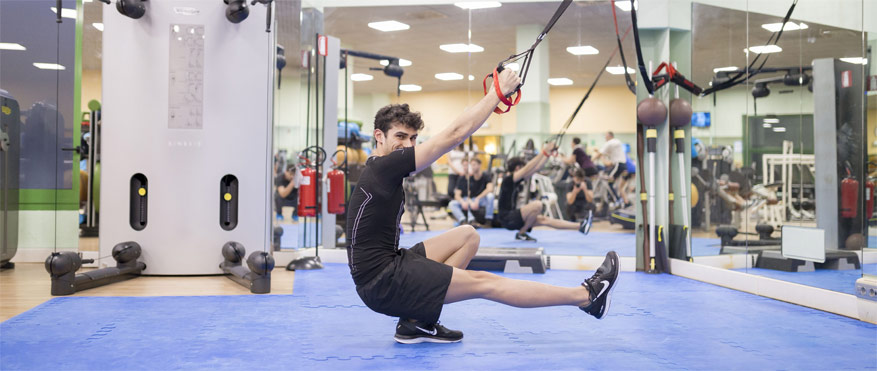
xmin=448 ymin=157 xmax=494 ymax=227
xmin=564 ymin=137 xmax=598 ymax=178
xmin=497 ymin=141 xmax=593 ymax=242
xmin=565 ymin=167 xmax=595 ymax=225
xmin=592 ymin=131 xmax=629 ymax=207
xmin=274 ymin=164 xmax=300 ymax=221
xmin=446 ymin=143 xmax=466 ymax=197
xmin=346 ymin=69 xmax=619 ymax=345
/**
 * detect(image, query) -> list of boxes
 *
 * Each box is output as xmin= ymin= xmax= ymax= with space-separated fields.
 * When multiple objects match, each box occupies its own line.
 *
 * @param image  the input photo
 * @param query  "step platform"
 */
xmin=755 ymin=250 xmax=861 ymax=272
xmin=466 ymin=247 xmax=547 ymax=274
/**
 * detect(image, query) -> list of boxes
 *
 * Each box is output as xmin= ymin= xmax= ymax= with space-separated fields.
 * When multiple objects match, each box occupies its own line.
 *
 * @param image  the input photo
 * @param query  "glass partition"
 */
xmin=690 ymin=0 xmax=869 ymax=295
xmin=0 ymin=0 xmax=80 ymax=259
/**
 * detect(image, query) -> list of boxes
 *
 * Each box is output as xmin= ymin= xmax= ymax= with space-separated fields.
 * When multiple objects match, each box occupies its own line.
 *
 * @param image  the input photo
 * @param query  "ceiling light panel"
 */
xmin=454 ymin=2 xmax=502 ymax=10
xmin=547 ymin=78 xmax=573 ymax=86
xmin=566 ymin=45 xmax=599 ymax=56
xmin=439 ymin=43 xmax=483 ymax=53
xmin=761 ymin=22 xmax=808 ymax=32
xmin=435 ymin=73 xmax=464 ymax=81
xmin=368 ymin=21 xmax=410 ymax=32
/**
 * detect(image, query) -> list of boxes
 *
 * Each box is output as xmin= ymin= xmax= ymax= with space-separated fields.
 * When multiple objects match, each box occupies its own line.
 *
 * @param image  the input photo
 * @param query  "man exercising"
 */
xmin=346 ymin=69 xmax=619 ymax=344
xmin=497 ymin=145 xmax=594 ymax=242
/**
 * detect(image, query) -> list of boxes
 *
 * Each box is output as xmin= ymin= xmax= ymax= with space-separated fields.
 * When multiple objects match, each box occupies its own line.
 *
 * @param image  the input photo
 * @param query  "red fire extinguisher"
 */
xmin=297 ymin=163 xmax=317 ymax=217
xmin=327 ymin=150 xmax=347 ymax=215
xmin=297 ymin=146 xmax=328 ymax=217
xmin=865 ymin=180 xmax=875 ymax=221
xmin=840 ymin=167 xmax=859 ymax=218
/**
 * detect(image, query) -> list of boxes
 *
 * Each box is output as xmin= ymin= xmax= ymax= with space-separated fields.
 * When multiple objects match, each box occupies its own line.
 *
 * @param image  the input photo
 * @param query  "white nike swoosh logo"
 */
xmin=597 ymin=280 xmax=610 ymax=298
xmin=415 ymin=325 xmax=437 ymax=336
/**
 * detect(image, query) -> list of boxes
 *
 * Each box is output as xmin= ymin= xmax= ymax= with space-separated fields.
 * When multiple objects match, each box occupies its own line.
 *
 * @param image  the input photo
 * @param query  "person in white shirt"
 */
xmin=592 ymin=131 xmax=630 ymax=207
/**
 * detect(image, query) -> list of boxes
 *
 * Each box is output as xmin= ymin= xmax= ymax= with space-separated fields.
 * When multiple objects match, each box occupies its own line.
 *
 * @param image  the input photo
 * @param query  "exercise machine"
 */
xmin=45 ymin=242 xmax=146 ymax=295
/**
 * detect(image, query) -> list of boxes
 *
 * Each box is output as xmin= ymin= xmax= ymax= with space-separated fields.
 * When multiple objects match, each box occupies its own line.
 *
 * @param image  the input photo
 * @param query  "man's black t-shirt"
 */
xmin=455 ymin=172 xmax=492 ymax=198
xmin=567 ymin=179 xmax=592 ymax=207
xmin=346 ymin=147 xmax=416 ymax=286
xmin=498 ymin=174 xmax=525 ymax=217
xmin=274 ymin=175 xmax=296 ymax=200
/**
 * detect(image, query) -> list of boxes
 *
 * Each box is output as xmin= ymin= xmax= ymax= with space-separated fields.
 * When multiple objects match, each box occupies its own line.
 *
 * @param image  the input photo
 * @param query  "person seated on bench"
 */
xmin=448 ymin=157 xmax=494 ymax=227
xmin=497 ymin=142 xmax=593 ymax=242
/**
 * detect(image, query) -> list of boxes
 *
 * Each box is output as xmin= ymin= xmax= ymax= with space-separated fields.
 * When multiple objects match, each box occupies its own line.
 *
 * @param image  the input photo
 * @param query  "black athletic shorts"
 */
xmin=499 ymin=209 xmax=525 ymax=230
xmin=354 ymin=242 xmax=453 ymax=324
xmin=609 ymin=162 xmax=626 ymax=180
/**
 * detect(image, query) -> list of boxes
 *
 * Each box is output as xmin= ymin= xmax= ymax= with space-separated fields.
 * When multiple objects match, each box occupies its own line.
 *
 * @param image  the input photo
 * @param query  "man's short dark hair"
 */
xmin=572 ymin=167 xmax=585 ymax=179
xmin=572 ymin=137 xmax=581 ymax=145
xmin=471 ymin=157 xmax=482 ymax=164
xmin=506 ymin=157 xmax=526 ymax=173
xmin=374 ymin=104 xmax=424 ymax=136
xmin=607 ymin=131 xmax=615 ymax=138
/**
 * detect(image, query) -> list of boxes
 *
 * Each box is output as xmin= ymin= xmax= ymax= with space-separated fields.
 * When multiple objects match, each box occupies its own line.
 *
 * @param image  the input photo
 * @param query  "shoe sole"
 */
xmin=596 ymin=252 xmax=620 ymax=320
xmin=394 ymin=335 xmax=463 ymax=344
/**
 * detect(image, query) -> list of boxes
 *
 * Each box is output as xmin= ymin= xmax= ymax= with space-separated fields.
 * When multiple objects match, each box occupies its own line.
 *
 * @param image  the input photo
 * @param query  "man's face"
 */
xmin=573 ymin=175 xmax=584 ymax=184
xmin=468 ymin=161 xmax=480 ymax=175
xmin=375 ymin=123 xmax=418 ymax=154
xmin=284 ymin=169 xmax=294 ymax=180
xmin=605 ymin=133 xmax=612 ymax=141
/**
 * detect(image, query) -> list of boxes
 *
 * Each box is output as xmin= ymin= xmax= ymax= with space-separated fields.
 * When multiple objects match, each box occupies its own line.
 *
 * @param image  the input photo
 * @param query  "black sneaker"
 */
xmin=579 ymin=210 xmax=593 ymax=235
xmin=515 ymin=232 xmax=537 ymax=242
xmin=394 ymin=319 xmax=463 ymax=344
xmin=580 ymin=251 xmax=619 ymax=319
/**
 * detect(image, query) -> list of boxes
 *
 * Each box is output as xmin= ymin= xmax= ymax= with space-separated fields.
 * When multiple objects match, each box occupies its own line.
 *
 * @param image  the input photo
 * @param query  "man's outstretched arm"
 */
xmin=413 ymin=70 xmax=521 ymax=173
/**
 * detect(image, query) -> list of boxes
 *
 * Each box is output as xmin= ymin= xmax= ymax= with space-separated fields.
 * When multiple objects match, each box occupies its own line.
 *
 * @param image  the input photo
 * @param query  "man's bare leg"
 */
xmin=422 ymin=225 xmax=480 ymax=269
xmin=534 ymin=215 xmax=581 ymax=229
xmin=518 ymin=201 xmax=542 ymax=234
xmin=445 ymin=268 xmax=590 ymax=307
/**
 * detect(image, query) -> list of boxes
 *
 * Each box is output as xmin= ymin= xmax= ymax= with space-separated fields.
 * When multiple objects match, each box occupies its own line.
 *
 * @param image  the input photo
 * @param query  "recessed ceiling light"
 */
xmin=548 ymin=78 xmax=573 ymax=86
xmin=763 ymin=118 xmax=780 ymax=123
xmin=713 ymin=66 xmax=738 ymax=73
xmin=399 ymin=84 xmax=422 ymax=92
xmin=0 ymin=43 xmax=26 ymax=51
xmin=505 ymin=63 xmax=520 ymax=71
xmin=350 ymin=73 xmax=373 ymax=81
xmin=454 ymin=2 xmax=502 ymax=10
xmin=435 ymin=73 xmax=464 ymax=81
xmin=566 ymin=45 xmax=599 ymax=56
xmin=606 ymin=66 xmax=635 ymax=75
xmin=614 ymin=0 xmax=638 ymax=11
xmin=840 ymin=57 xmax=868 ymax=65
xmin=772 ymin=127 xmax=786 ymax=132
xmin=33 ymin=63 xmax=66 ymax=70
xmin=50 ymin=7 xmax=77 ymax=19
xmin=380 ymin=59 xmax=412 ymax=67
xmin=761 ymin=22 xmax=808 ymax=32
xmin=468 ymin=75 xmax=474 ymax=81
xmin=439 ymin=43 xmax=483 ymax=53
xmin=745 ymin=45 xmax=782 ymax=54
xmin=92 ymin=23 xmax=104 ymax=31
xmin=367 ymin=21 xmax=410 ymax=32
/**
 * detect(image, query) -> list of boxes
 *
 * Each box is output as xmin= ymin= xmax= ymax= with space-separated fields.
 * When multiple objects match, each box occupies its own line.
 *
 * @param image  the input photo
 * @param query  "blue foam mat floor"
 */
xmin=2 ymin=263 xmax=875 ymax=370
xmin=399 ymin=229 xmax=722 ymax=257
xmin=733 ymin=264 xmax=877 ymax=295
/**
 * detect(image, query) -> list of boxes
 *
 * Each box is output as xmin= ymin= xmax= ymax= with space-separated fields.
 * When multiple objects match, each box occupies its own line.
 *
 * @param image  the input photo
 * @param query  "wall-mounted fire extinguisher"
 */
xmin=327 ymin=150 xmax=347 ymax=215
xmin=840 ymin=164 xmax=859 ymax=219
xmin=865 ymin=179 xmax=875 ymax=221
xmin=297 ymin=146 xmax=327 ymax=217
